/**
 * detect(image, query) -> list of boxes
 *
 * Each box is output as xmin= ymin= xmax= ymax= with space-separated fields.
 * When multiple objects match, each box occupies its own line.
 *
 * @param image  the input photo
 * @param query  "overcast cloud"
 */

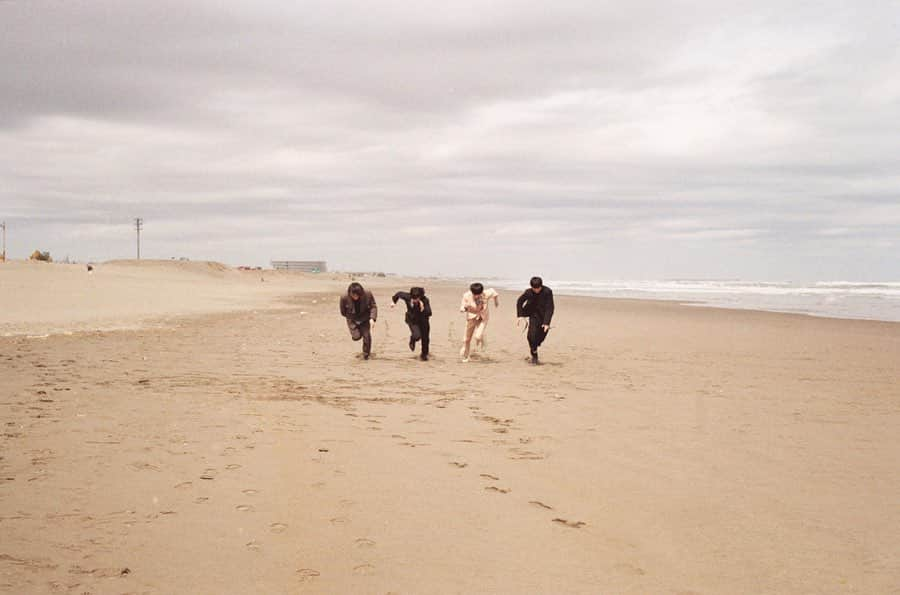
xmin=1 ymin=0 xmax=898 ymax=280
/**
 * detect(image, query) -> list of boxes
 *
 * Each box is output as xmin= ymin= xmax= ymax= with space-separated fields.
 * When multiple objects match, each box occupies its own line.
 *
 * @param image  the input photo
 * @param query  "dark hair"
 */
xmin=530 ymin=276 xmax=543 ymax=289
xmin=410 ymin=287 xmax=424 ymax=299
xmin=469 ymin=282 xmax=484 ymax=295
xmin=348 ymin=282 xmax=365 ymax=296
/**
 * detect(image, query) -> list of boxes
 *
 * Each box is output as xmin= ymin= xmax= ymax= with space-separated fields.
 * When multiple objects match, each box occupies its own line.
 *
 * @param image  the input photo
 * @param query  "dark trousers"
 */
xmin=348 ymin=320 xmax=372 ymax=355
xmin=408 ymin=320 xmax=430 ymax=357
xmin=527 ymin=316 xmax=548 ymax=354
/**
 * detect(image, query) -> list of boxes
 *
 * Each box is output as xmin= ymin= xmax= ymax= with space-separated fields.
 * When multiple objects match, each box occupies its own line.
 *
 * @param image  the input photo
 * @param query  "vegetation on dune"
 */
xmin=29 ymin=250 xmax=52 ymax=262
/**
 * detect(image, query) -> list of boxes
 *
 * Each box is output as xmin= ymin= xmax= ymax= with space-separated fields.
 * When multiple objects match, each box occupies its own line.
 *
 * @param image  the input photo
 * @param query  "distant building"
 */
xmin=271 ymin=260 xmax=327 ymax=273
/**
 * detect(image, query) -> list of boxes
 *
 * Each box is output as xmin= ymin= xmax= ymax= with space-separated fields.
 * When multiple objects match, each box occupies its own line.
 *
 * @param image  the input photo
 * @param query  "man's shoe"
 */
xmin=420 ymin=354 xmax=428 ymax=361
xmin=409 ymin=337 xmax=416 ymax=351
xmin=530 ymin=352 xmax=539 ymax=365
xmin=363 ymin=353 xmax=370 ymax=360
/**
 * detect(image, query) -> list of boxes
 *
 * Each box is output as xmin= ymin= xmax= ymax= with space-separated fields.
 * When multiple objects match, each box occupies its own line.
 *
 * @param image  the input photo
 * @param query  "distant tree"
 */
xmin=29 ymin=250 xmax=52 ymax=262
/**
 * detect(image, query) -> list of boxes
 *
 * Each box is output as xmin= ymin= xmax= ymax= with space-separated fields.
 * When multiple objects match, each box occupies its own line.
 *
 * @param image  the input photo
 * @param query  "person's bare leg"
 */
xmin=473 ymin=320 xmax=488 ymax=351
xmin=461 ymin=318 xmax=477 ymax=361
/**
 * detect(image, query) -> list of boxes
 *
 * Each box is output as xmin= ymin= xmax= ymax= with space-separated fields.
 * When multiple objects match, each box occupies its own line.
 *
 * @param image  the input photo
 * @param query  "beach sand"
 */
xmin=1 ymin=261 xmax=898 ymax=594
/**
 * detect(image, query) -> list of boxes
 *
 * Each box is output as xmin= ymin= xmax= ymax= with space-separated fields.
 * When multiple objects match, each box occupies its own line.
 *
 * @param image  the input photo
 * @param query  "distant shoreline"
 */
xmin=492 ymin=279 xmax=900 ymax=324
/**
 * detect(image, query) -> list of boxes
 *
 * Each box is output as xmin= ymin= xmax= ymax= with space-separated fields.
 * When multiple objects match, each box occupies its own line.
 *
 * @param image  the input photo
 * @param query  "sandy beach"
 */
xmin=1 ymin=260 xmax=898 ymax=594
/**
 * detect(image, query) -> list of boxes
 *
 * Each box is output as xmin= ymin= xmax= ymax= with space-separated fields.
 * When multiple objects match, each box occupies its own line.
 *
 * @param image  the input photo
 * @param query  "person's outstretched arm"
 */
xmin=461 ymin=293 xmax=473 ymax=313
xmin=368 ymin=292 xmax=378 ymax=322
xmin=543 ymin=289 xmax=555 ymax=327
xmin=484 ymin=288 xmax=499 ymax=308
xmin=516 ymin=291 xmax=528 ymax=318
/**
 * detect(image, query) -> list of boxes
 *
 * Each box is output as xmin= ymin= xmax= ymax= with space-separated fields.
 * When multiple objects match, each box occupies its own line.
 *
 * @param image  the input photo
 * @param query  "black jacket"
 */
xmin=516 ymin=287 xmax=555 ymax=325
xmin=392 ymin=292 xmax=432 ymax=324
xmin=339 ymin=290 xmax=378 ymax=325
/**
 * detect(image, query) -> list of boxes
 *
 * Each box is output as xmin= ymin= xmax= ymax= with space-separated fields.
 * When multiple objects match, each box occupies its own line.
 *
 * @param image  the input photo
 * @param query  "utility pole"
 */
xmin=135 ymin=218 xmax=143 ymax=260
xmin=1 ymin=221 xmax=6 ymax=262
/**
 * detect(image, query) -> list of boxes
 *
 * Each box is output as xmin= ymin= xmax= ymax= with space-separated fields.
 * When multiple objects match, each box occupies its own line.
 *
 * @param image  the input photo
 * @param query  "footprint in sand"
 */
xmin=242 ymin=489 xmax=259 ymax=496
xmin=200 ymin=469 xmax=217 ymax=480
xmin=529 ymin=500 xmax=554 ymax=510
xmin=353 ymin=563 xmax=376 ymax=575
xmin=484 ymin=486 xmax=510 ymax=494
xmin=450 ymin=461 xmax=468 ymax=468
xmin=552 ymin=518 xmax=586 ymax=529
xmin=194 ymin=497 xmax=209 ymax=504
xmin=355 ymin=538 xmax=376 ymax=548
xmin=174 ymin=481 xmax=192 ymax=489
xmin=236 ymin=504 xmax=254 ymax=512
xmin=245 ymin=540 xmax=261 ymax=551
xmin=270 ymin=522 xmax=288 ymax=533
xmin=509 ymin=449 xmax=545 ymax=461
xmin=296 ymin=568 xmax=320 ymax=582
xmin=614 ymin=562 xmax=647 ymax=576
xmin=226 ymin=464 xmax=242 ymax=470
xmin=479 ymin=473 xmax=499 ymax=481
xmin=69 ymin=565 xmax=131 ymax=578
xmin=329 ymin=516 xmax=349 ymax=525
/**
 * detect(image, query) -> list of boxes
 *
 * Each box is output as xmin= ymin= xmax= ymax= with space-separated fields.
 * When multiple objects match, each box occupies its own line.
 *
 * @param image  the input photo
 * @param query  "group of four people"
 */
xmin=339 ymin=277 xmax=555 ymax=364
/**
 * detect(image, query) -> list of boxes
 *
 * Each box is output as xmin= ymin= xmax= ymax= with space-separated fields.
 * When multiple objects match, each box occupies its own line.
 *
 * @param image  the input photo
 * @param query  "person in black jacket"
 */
xmin=339 ymin=282 xmax=378 ymax=360
xmin=391 ymin=286 xmax=432 ymax=360
xmin=516 ymin=276 xmax=555 ymax=364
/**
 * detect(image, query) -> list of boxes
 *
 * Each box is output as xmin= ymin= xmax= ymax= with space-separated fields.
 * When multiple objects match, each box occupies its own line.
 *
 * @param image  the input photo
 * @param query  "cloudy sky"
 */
xmin=2 ymin=1 xmax=898 ymax=280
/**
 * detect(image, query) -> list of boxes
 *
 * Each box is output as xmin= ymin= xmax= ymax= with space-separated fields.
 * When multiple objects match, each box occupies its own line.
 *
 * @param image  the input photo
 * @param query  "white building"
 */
xmin=271 ymin=260 xmax=327 ymax=273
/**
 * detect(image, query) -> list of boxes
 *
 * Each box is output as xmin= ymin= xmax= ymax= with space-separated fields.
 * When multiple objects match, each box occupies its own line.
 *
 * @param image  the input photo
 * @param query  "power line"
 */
xmin=134 ymin=217 xmax=144 ymax=260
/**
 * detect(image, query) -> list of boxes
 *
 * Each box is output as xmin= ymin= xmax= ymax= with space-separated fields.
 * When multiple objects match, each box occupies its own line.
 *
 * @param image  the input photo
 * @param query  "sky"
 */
xmin=1 ymin=0 xmax=898 ymax=281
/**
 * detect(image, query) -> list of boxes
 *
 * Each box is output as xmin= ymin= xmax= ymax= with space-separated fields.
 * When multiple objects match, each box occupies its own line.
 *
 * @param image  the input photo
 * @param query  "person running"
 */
xmin=339 ymin=282 xmax=377 ymax=360
xmin=391 ymin=286 xmax=432 ymax=361
xmin=516 ymin=276 xmax=555 ymax=364
xmin=459 ymin=282 xmax=499 ymax=362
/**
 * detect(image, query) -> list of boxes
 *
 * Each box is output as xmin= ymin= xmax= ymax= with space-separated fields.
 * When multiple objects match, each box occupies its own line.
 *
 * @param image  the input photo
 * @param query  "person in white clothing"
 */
xmin=459 ymin=282 xmax=499 ymax=362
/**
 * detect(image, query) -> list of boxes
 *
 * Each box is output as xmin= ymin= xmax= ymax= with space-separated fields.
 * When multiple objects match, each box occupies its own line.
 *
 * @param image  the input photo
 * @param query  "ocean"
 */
xmin=496 ymin=279 xmax=900 ymax=323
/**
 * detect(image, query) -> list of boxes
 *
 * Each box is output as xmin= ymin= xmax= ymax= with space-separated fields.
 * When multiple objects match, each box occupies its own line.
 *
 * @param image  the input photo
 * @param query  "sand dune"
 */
xmin=1 ymin=262 xmax=898 ymax=593
xmin=0 ymin=260 xmax=345 ymax=337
